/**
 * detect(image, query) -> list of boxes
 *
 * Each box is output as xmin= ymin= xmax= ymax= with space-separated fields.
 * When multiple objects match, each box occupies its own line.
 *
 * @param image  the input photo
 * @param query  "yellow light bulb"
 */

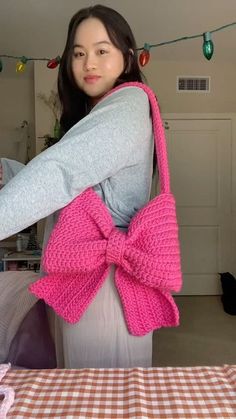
xmin=16 ymin=61 xmax=26 ymax=72
xmin=16 ymin=56 xmax=27 ymax=73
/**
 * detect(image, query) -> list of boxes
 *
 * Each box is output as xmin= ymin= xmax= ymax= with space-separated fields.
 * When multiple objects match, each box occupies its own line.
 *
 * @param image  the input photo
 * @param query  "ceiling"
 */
xmin=0 ymin=0 xmax=236 ymax=76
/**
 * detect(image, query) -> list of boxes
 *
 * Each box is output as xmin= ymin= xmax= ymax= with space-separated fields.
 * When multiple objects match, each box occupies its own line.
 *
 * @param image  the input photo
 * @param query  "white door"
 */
xmin=156 ymin=119 xmax=232 ymax=295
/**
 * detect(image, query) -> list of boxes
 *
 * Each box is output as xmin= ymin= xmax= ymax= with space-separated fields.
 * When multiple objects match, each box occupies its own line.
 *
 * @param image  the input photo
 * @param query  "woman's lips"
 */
xmin=84 ymin=76 xmax=101 ymax=84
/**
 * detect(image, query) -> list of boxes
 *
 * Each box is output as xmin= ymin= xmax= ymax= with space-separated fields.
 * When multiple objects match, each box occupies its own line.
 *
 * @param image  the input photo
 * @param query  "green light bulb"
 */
xmin=203 ymin=32 xmax=214 ymax=60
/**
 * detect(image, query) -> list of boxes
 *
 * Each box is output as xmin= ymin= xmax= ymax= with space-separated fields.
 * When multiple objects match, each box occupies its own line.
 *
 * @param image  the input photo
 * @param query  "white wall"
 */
xmin=143 ymin=59 xmax=236 ymax=113
xmin=33 ymin=59 xmax=236 ymax=153
xmin=1 ymin=58 xmax=235 ymax=162
xmin=0 ymin=62 xmax=35 ymax=162
xmin=34 ymin=62 xmax=59 ymax=154
xmin=2 ymin=58 xmax=236 ymax=250
xmin=143 ymin=59 xmax=236 ymax=276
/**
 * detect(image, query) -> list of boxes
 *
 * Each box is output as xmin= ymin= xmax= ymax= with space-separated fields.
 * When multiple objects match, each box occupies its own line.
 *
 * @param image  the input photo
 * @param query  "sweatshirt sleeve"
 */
xmin=0 ymin=87 xmax=151 ymax=240
xmin=0 ymin=158 xmax=25 ymax=185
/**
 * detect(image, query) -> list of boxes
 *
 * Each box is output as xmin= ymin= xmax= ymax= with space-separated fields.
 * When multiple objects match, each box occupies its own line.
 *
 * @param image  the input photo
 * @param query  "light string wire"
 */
xmin=0 ymin=21 xmax=235 ymax=63
xmin=136 ymin=21 xmax=236 ymax=50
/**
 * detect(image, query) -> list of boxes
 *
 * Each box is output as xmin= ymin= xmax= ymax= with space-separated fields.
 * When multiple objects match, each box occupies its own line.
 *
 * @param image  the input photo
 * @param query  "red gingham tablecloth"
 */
xmin=2 ymin=365 xmax=236 ymax=418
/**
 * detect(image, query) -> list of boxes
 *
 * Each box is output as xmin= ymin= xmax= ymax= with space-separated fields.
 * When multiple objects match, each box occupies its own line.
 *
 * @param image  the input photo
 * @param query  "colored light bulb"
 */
xmin=16 ymin=56 xmax=27 ymax=73
xmin=203 ymin=32 xmax=214 ymax=60
xmin=139 ymin=43 xmax=151 ymax=67
xmin=47 ymin=55 xmax=60 ymax=69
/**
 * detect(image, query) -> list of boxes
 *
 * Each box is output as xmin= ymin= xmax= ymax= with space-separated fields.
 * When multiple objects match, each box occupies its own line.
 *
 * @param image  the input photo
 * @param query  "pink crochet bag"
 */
xmin=30 ymin=82 xmax=182 ymax=336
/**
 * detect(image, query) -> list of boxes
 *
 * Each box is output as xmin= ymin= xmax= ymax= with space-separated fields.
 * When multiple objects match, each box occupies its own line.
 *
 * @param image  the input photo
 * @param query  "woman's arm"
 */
xmin=0 ymin=158 xmax=25 ymax=187
xmin=0 ymin=87 xmax=151 ymax=240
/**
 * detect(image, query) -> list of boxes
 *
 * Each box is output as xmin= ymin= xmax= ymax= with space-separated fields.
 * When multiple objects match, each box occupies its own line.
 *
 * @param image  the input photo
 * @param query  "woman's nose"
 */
xmin=84 ymin=54 xmax=97 ymax=71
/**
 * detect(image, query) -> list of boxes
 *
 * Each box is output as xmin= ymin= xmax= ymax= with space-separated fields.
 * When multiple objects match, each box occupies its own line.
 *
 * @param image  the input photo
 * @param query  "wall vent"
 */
xmin=177 ymin=76 xmax=210 ymax=92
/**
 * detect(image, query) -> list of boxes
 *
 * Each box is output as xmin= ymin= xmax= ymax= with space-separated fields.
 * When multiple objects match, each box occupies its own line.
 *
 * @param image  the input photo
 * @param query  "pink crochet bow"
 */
xmin=30 ymin=82 xmax=182 ymax=336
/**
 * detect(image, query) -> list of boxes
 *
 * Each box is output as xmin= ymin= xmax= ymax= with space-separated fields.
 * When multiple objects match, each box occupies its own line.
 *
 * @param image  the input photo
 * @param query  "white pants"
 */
xmin=49 ymin=265 xmax=153 ymax=368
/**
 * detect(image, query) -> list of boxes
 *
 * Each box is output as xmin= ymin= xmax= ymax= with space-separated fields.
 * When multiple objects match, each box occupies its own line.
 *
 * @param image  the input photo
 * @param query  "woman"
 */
xmin=0 ymin=5 xmax=154 ymax=368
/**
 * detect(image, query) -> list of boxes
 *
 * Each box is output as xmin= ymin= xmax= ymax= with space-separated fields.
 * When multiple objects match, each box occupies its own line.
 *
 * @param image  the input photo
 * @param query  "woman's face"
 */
xmin=71 ymin=17 xmax=125 ymax=103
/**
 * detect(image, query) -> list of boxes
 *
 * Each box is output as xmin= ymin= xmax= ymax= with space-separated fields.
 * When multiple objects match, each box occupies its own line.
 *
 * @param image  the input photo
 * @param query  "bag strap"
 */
xmin=107 ymin=82 xmax=170 ymax=194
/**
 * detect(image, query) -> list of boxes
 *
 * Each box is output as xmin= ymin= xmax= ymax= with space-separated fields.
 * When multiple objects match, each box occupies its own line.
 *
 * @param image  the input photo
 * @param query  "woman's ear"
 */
xmin=125 ymin=49 xmax=134 ymax=73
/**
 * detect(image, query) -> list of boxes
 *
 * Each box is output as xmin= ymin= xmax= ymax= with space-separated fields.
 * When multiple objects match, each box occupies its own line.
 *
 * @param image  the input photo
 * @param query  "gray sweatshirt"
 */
xmin=0 ymin=86 xmax=154 ymax=241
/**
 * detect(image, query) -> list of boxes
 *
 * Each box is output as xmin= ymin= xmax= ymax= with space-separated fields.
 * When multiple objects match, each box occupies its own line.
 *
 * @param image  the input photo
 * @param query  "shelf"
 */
xmin=2 ymin=252 xmax=41 ymax=272
xmin=2 ymin=252 xmax=41 ymax=261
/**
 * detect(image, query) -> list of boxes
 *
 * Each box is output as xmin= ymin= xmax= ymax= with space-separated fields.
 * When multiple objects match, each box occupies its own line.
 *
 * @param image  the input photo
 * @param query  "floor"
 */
xmin=152 ymin=296 xmax=236 ymax=367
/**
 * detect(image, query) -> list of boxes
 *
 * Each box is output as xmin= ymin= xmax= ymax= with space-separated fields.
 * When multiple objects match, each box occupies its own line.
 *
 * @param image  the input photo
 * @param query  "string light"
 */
xmin=137 ymin=21 xmax=236 ymax=66
xmin=139 ymin=43 xmax=151 ymax=67
xmin=202 ymin=32 xmax=214 ymax=60
xmin=0 ymin=54 xmax=60 ymax=73
xmin=16 ymin=56 xmax=28 ymax=73
xmin=47 ymin=55 xmax=61 ymax=69
xmin=0 ymin=21 xmax=235 ymax=72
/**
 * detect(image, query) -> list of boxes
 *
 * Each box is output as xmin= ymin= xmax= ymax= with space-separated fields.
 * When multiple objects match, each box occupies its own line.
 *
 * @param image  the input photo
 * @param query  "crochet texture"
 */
xmin=29 ymin=82 xmax=182 ymax=336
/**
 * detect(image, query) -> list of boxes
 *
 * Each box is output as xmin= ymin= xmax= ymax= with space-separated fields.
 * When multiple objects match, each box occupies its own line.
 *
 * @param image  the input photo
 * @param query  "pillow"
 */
xmin=6 ymin=300 xmax=57 ymax=369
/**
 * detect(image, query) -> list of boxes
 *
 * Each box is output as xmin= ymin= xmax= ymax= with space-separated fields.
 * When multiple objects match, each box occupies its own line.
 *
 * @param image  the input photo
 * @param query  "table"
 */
xmin=1 ymin=365 xmax=236 ymax=418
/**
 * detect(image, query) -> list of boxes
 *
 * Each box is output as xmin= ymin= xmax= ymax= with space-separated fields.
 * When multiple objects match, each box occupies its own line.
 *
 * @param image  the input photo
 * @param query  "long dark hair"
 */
xmin=58 ymin=4 xmax=145 ymax=135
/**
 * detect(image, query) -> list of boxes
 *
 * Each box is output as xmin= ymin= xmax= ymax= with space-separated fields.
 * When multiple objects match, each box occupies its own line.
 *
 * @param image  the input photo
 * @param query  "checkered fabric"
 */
xmin=2 ymin=365 xmax=236 ymax=418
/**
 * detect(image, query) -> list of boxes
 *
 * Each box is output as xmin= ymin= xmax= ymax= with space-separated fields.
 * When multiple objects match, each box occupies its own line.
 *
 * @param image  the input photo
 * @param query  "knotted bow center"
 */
xmin=106 ymin=228 xmax=127 ymax=266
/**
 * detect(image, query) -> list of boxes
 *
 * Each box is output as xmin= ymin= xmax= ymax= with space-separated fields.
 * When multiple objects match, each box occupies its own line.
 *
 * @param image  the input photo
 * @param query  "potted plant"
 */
xmin=37 ymin=90 xmax=62 ymax=150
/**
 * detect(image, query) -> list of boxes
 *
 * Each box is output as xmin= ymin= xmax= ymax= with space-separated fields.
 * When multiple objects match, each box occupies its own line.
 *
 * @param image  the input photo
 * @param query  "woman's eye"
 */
xmin=99 ymin=49 xmax=108 ymax=55
xmin=73 ymin=52 xmax=84 ymax=58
